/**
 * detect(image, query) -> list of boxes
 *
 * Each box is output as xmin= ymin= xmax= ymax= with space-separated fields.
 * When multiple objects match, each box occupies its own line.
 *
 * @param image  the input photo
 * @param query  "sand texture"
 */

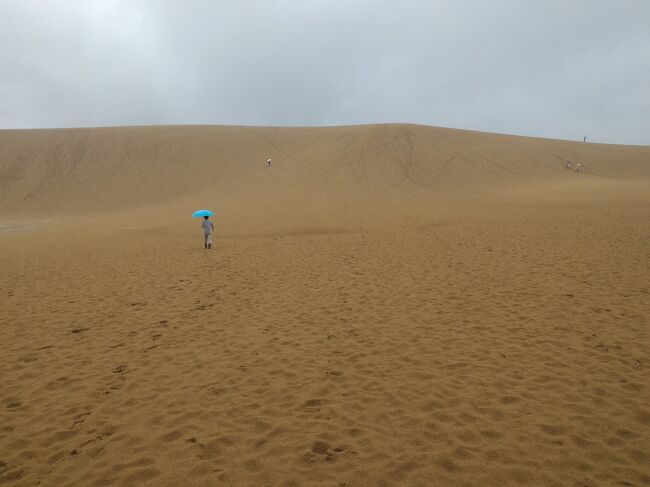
xmin=1 ymin=124 xmax=649 ymax=486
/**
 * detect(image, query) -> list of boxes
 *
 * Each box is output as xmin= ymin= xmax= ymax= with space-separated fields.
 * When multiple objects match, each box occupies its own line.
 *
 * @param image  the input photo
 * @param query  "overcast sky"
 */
xmin=1 ymin=0 xmax=649 ymax=144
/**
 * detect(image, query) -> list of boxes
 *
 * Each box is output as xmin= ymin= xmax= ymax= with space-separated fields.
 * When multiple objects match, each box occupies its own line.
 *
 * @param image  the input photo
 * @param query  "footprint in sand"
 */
xmin=539 ymin=423 xmax=568 ymax=436
xmin=312 ymin=440 xmax=330 ymax=455
xmin=325 ymin=370 xmax=343 ymax=378
xmin=595 ymin=343 xmax=622 ymax=353
xmin=72 ymin=425 xmax=115 ymax=455
xmin=303 ymin=441 xmax=347 ymax=464
xmin=46 ymin=377 xmax=72 ymax=390
xmin=71 ymin=412 xmax=91 ymax=428
xmin=302 ymin=399 xmax=322 ymax=412
xmin=112 ymin=365 xmax=127 ymax=374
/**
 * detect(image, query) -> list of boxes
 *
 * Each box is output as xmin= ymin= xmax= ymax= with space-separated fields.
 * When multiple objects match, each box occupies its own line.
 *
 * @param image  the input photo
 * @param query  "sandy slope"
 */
xmin=1 ymin=124 xmax=649 ymax=486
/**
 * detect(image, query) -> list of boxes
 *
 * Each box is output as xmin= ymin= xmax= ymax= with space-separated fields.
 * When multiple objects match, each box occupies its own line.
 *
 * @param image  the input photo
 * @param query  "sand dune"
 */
xmin=1 ymin=124 xmax=649 ymax=486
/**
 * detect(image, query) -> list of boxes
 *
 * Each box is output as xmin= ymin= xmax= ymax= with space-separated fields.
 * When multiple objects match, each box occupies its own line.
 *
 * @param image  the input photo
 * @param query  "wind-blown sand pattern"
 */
xmin=1 ymin=124 xmax=649 ymax=486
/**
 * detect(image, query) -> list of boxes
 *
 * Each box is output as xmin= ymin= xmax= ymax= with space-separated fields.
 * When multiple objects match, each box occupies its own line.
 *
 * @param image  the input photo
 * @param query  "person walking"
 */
xmin=202 ymin=215 xmax=214 ymax=249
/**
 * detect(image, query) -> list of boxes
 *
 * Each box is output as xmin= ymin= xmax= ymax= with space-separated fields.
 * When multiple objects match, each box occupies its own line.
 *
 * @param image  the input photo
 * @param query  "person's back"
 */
xmin=202 ymin=216 xmax=214 ymax=249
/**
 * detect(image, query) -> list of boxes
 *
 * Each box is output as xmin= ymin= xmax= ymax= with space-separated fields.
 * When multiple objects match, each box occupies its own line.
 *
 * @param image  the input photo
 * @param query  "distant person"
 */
xmin=266 ymin=158 xmax=272 ymax=167
xmin=583 ymin=136 xmax=586 ymax=143
xmin=565 ymin=160 xmax=571 ymax=169
xmin=575 ymin=162 xmax=582 ymax=172
xmin=202 ymin=216 xmax=214 ymax=249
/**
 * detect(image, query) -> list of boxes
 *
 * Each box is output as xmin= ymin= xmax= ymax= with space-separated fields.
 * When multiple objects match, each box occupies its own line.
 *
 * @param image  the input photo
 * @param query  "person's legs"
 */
xmin=204 ymin=233 xmax=209 ymax=248
xmin=207 ymin=233 xmax=212 ymax=249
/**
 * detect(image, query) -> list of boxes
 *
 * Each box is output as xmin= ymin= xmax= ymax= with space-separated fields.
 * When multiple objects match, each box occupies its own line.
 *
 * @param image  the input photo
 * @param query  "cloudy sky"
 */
xmin=1 ymin=0 xmax=649 ymax=144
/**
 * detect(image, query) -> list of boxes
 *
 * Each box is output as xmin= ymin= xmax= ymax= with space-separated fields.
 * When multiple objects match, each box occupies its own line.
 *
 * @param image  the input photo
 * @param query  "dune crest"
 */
xmin=1 ymin=124 xmax=648 ymax=219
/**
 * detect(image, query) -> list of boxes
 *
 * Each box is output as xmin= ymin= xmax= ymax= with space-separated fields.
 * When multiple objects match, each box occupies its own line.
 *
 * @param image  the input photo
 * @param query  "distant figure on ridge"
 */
xmin=202 ymin=216 xmax=214 ymax=249
xmin=266 ymin=158 xmax=272 ymax=168
xmin=565 ymin=160 xmax=571 ymax=169
xmin=575 ymin=162 xmax=582 ymax=172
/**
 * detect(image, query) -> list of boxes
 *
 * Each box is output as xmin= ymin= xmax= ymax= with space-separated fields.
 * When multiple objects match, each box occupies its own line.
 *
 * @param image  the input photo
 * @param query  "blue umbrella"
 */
xmin=192 ymin=209 xmax=214 ymax=218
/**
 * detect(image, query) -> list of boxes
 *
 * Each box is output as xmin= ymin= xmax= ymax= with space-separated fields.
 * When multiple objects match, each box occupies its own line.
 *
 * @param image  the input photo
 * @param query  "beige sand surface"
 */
xmin=1 ymin=124 xmax=649 ymax=486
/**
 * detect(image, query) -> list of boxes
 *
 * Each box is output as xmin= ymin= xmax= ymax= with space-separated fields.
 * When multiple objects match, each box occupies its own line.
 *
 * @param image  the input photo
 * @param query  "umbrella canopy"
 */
xmin=192 ymin=209 xmax=214 ymax=218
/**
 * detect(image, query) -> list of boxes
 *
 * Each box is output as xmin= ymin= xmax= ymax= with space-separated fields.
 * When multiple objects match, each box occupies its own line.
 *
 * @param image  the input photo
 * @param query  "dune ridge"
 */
xmin=1 ymin=124 xmax=649 ymax=217
xmin=1 ymin=124 xmax=649 ymax=486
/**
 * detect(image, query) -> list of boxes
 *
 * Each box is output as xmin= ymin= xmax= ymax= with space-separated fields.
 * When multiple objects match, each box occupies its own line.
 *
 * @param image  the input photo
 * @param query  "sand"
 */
xmin=1 ymin=124 xmax=649 ymax=486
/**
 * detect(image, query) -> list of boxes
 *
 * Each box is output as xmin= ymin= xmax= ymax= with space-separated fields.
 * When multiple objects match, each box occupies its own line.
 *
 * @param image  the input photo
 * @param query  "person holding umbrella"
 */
xmin=192 ymin=209 xmax=214 ymax=249
xmin=202 ymin=216 xmax=214 ymax=249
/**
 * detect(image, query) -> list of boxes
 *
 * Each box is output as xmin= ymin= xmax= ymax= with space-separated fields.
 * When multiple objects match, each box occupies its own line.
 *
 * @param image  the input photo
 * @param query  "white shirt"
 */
xmin=202 ymin=219 xmax=213 ymax=234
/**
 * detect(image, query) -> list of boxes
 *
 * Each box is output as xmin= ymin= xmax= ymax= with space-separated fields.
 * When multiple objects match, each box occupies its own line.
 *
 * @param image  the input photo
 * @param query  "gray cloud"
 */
xmin=1 ymin=0 xmax=649 ymax=144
